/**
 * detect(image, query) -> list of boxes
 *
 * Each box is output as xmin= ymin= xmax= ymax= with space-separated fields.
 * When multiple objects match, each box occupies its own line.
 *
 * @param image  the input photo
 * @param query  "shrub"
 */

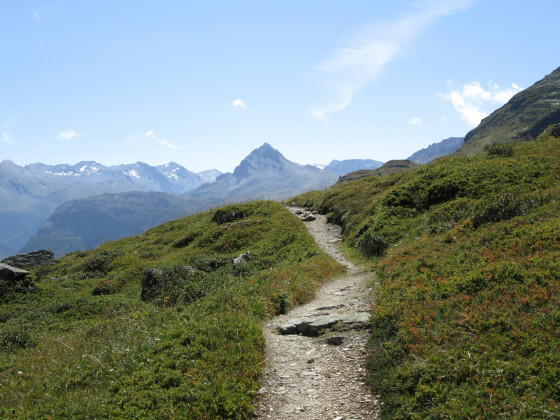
xmin=356 ymin=230 xmax=389 ymax=257
xmin=212 ymin=205 xmax=246 ymax=224
xmin=485 ymin=143 xmax=514 ymax=157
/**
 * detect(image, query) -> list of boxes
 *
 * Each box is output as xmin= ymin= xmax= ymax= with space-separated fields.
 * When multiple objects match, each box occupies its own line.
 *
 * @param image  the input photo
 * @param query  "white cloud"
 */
xmin=232 ymin=99 xmax=247 ymax=109
xmin=57 ymin=129 xmax=80 ymax=140
xmin=2 ymin=132 xmax=14 ymax=144
xmin=310 ymin=0 xmax=474 ymax=121
xmin=124 ymin=135 xmax=135 ymax=143
xmin=409 ymin=117 xmax=423 ymax=125
xmin=144 ymin=130 xmax=179 ymax=150
xmin=442 ymin=81 xmax=524 ymax=126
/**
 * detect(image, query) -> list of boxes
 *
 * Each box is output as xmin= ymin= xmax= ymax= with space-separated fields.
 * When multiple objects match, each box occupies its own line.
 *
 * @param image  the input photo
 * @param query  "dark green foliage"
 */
xmin=211 ymin=205 xmax=246 ymax=224
xmin=356 ymin=231 xmax=388 ymax=257
xmin=140 ymin=265 xmax=209 ymax=305
xmin=80 ymin=249 xmax=124 ymax=276
xmin=485 ymin=143 xmax=514 ymax=157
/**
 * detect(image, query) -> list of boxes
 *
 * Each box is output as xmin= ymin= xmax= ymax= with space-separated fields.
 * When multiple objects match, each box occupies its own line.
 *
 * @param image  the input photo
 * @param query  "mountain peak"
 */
xmin=233 ymin=143 xmax=287 ymax=179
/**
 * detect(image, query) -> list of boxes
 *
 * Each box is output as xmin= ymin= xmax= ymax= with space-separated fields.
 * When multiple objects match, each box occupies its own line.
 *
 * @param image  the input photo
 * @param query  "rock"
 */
xmin=278 ymin=312 xmax=370 ymax=336
xmin=1 ymin=250 xmax=55 ymax=269
xmin=301 ymin=214 xmax=316 ymax=222
xmin=326 ymin=336 xmax=344 ymax=346
xmin=233 ymin=251 xmax=252 ymax=264
xmin=0 ymin=263 xmax=34 ymax=296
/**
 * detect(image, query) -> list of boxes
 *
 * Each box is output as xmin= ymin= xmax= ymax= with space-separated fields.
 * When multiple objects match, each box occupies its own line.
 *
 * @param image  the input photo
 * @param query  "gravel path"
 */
xmin=254 ymin=208 xmax=380 ymax=419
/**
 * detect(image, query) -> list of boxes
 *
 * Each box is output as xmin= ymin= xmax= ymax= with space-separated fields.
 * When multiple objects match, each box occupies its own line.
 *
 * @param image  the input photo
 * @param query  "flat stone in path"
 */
xmin=279 ymin=312 xmax=370 ymax=336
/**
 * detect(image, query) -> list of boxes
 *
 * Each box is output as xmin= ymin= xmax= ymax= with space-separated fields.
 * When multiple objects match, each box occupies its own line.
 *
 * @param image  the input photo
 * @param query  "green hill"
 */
xmin=0 ymin=201 xmax=342 ymax=418
xmin=459 ymin=66 xmax=560 ymax=155
xmin=294 ymin=130 xmax=560 ymax=418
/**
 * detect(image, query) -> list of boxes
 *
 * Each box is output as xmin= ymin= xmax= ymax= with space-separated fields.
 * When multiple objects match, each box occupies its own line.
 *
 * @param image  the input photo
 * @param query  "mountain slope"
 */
xmin=459 ymin=66 xmax=560 ymax=154
xmin=0 ymin=201 xmax=342 ymax=418
xmin=294 ymin=131 xmax=560 ymax=418
xmin=335 ymin=160 xmax=419 ymax=184
xmin=324 ymin=159 xmax=384 ymax=175
xmin=21 ymin=192 xmax=193 ymax=257
xmin=407 ymin=137 xmax=464 ymax=164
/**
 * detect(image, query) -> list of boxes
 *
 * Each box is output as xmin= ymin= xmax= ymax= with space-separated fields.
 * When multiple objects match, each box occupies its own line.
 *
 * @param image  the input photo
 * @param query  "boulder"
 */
xmin=0 ymin=263 xmax=34 ymax=296
xmin=233 ymin=251 xmax=252 ymax=264
xmin=1 ymin=250 xmax=55 ymax=269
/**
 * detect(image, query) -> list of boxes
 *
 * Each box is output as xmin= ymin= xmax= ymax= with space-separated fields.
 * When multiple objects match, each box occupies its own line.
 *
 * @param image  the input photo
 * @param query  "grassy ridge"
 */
xmin=294 ymin=134 xmax=560 ymax=418
xmin=0 ymin=201 xmax=343 ymax=419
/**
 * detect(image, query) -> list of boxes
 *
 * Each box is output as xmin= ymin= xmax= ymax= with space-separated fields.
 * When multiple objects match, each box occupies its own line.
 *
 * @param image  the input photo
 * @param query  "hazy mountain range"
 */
xmin=17 ymin=144 xmax=340 ymax=257
xmin=0 ymin=160 xmax=220 ymax=257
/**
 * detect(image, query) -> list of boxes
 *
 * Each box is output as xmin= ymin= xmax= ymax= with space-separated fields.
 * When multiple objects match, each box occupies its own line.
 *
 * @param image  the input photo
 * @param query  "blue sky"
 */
xmin=1 ymin=1 xmax=558 ymax=172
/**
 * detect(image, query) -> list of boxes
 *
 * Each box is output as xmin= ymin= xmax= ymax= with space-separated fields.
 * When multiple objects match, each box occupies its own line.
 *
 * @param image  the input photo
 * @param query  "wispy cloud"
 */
xmin=2 ymin=132 xmax=13 ymax=144
xmin=442 ymin=81 xmax=523 ymax=126
xmin=409 ymin=117 xmax=423 ymax=125
xmin=57 ymin=129 xmax=80 ymax=140
xmin=144 ymin=130 xmax=179 ymax=150
xmin=310 ymin=0 xmax=474 ymax=121
xmin=232 ymin=99 xmax=248 ymax=109
xmin=32 ymin=9 xmax=42 ymax=23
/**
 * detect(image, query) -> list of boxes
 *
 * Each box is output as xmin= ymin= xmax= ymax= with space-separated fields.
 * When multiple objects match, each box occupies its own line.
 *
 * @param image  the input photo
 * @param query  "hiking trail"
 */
xmin=254 ymin=207 xmax=380 ymax=419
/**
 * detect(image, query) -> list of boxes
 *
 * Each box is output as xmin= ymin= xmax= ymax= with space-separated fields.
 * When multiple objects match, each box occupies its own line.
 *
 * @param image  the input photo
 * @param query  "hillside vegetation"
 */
xmin=0 ymin=201 xmax=343 ymax=418
xmin=295 ymin=132 xmax=560 ymax=418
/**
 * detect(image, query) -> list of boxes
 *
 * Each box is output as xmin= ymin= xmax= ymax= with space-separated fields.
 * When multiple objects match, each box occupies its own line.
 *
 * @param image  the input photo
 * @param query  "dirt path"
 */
xmin=254 ymin=208 xmax=380 ymax=419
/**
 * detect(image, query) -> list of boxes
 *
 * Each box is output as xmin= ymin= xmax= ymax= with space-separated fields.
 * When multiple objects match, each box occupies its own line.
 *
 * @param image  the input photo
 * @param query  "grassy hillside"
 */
xmin=294 ymin=132 xmax=560 ymax=418
xmin=0 ymin=201 xmax=343 ymax=419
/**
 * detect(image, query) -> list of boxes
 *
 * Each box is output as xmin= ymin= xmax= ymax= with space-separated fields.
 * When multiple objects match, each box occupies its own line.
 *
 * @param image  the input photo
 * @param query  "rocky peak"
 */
xmin=233 ymin=143 xmax=287 ymax=179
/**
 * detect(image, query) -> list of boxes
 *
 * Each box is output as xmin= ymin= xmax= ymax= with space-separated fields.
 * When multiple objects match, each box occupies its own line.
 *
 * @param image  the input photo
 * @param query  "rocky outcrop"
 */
xmin=1 ymin=250 xmax=55 ymax=269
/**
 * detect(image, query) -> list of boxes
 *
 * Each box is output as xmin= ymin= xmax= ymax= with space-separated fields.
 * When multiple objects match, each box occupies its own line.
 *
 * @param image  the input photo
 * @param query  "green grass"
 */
xmin=294 ymin=133 xmax=560 ymax=418
xmin=0 ymin=201 xmax=343 ymax=419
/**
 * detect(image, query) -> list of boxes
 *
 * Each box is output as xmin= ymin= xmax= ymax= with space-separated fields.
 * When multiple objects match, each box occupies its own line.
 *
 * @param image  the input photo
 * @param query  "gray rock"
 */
xmin=279 ymin=312 xmax=370 ymax=336
xmin=233 ymin=251 xmax=252 ymax=264
xmin=0 ymin=263 xmax=34 ymax=295
xmin=301 ymin=214 xmax=316 ymax=222
xmin=1 ymin=250 xmax=55 ymax=269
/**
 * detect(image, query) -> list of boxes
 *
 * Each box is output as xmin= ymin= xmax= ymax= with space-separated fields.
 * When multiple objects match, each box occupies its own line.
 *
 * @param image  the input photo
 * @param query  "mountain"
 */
xmin=0 ymin=160 xmax=207 ymax=259
xmin=18 ymin=144 xmax=338 ymax=257
xmin=407 ymin=137 xmax=464 ymax=164
xmin=197 ymin=169 xmax=222 ymax=183
xmin=324 ymin=159 xmax=384 ymax=175
xmin=21 ymin=192 xmax=192 ymax=257
xmin=184 ymin=143 xmax=339 ymax=209
xmin=459 ymin=66 xmax=560 ymax=154
xmin=336 ymin=160 xmax=419 ymax=184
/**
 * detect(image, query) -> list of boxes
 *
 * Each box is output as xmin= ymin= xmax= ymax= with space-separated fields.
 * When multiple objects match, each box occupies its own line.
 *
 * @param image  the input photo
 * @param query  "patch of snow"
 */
xmin=124 ymin=169 xmax=141 ymax=179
